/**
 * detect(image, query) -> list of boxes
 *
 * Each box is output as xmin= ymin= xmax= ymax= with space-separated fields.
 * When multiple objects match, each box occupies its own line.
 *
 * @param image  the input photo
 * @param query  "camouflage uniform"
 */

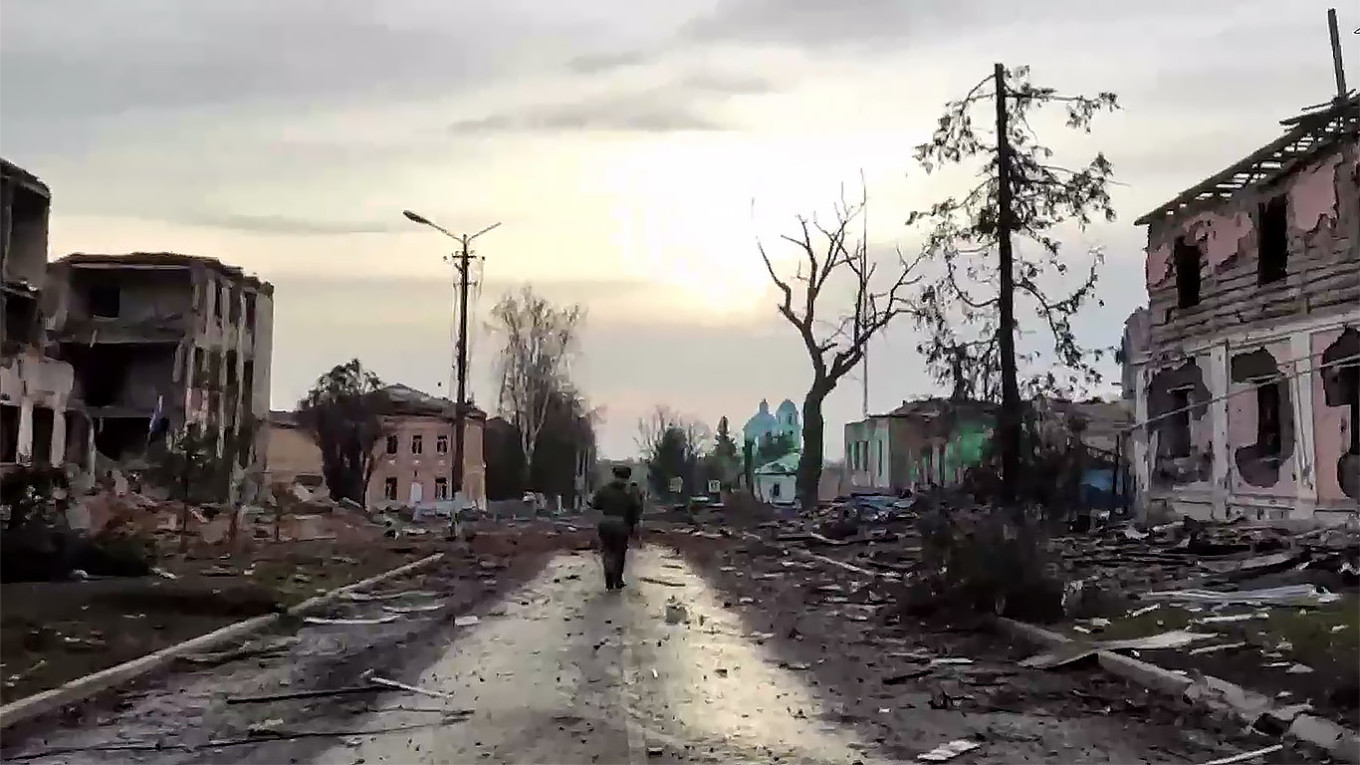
xmin=592 ymin=476 xmax=642 ymax=590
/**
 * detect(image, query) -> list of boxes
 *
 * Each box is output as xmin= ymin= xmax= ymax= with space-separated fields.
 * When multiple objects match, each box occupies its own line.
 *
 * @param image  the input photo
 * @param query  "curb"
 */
xmin=0 ymin=552 xmax=445 ymax=731
xmin=997 ymin=617 xmax=1360 ymax=763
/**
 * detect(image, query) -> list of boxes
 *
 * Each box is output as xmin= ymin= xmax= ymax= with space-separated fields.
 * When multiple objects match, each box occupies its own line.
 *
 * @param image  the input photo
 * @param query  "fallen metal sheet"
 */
xmin=1198 ymin=744 xmax=1284 ymax=765
xmin=381 ymin=602 xmax=445 ymax=614
xmin=917 ymin=739 xmax=980 ymax=762
xmin=1139 ymin=584 xmax=1341 ymax=607
xmin=1021 ymin=630 xmax=1219 ymax=670
xmin=303 ymin=615 xmax=399 ymax=626
xmin=343 ymin=589 xmax=439 ymax=602
xmin=1198 ymin=550 xmax=1306 ymax=577
xmin=1194 ymin=611 xmax=1269 ymax=625
xmin=1188 ymin=641 xmax=1248 ymax=656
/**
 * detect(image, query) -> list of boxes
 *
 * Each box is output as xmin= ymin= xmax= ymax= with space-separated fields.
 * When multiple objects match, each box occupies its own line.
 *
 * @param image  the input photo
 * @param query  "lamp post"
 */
xmin=402 ymin=210 xmax=501 ymax=523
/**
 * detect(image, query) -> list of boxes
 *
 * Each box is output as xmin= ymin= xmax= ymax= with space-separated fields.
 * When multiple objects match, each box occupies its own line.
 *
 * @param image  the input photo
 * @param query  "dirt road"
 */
xmin=4 ymin=540 xmax=1290 ymax=764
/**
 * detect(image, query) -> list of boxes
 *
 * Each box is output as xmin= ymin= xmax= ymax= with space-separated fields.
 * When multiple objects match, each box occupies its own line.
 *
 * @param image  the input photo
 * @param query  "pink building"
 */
xmin=365 ymin=384 xmax=486 ymax=514
xmin=1129 ymin=94 xmax=1358 ymax=525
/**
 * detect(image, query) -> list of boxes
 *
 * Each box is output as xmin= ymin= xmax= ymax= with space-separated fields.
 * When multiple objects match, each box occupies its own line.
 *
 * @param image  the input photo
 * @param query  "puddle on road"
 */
xmin=624 ymin=547 xmax=883 ymax=764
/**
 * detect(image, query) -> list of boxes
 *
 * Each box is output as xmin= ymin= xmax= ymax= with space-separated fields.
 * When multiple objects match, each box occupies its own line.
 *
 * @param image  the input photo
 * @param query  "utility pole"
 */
xmin=1327 ymin=8 xmax=1347 ymax=100
xmin=403 ymin=211 xmax=500 ymax=520
xmin=993 ymin=62 xmax=1021 ymax=514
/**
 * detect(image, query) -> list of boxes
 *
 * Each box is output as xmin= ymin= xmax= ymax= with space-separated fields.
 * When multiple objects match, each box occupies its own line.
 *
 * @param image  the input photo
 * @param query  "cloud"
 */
xmin=448 ymin=70 xmax=777 ymax=135
xmin=173 ymin=213 xmax=407 ymax=236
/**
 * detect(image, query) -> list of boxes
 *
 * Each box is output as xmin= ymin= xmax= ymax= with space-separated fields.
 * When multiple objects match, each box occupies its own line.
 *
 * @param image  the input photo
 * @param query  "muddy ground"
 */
xmin=658 ymin=527 xmax=1316 ymax=764
xmin=0 ymin=524 xmax=590 ymax=714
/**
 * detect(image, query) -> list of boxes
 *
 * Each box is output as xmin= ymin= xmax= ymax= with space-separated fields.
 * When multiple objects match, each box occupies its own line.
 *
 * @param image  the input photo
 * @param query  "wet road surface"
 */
xmin=5 ymin=542 xmax=1285 ymax=763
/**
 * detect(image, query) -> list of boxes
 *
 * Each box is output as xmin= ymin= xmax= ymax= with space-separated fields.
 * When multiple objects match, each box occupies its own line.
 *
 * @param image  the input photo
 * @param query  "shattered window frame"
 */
xmin=411 ymin=434 xmax=423 ymax=455
xmin=383 ymin=476 xmax=398 ymax=501
xmin=436 ymin=434 xmax=449 ymax=454
xmin=435 ymin=477 xmax=449 ymax=499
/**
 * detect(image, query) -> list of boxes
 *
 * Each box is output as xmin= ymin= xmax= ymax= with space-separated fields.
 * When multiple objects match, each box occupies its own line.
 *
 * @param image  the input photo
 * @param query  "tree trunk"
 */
xmin=797 ymin=387 xmax=830 ymax=511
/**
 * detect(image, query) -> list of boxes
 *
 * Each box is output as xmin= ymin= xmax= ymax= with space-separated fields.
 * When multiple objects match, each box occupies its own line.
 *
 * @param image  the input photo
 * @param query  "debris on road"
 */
xmin=1198 ymin=744 xmax=1285 ymax=765
xmin=381 ymin=601 xmax=445 ymax=614
xmin=225 ymin=685 xmax=384 ymax=705
xmin=454 ymin=614 xmax=481 ymax=627
xmin=361 ymin=669 xmax=456 ymax=700
xmin=916 ymin=738 xmax=980 ymax=761
xmin=302 ymin=615 xmax=399 ymax=626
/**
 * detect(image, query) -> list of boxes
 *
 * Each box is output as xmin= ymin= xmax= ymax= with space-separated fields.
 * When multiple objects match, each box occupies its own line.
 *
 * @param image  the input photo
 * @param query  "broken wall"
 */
xmin=1226 ymin=339 xmax=1295 ymax=498
xmin=1313 ymin=326 xmax=1360 ymax=505
xmin=1143 ymin=144 xmax=1358 ymax=350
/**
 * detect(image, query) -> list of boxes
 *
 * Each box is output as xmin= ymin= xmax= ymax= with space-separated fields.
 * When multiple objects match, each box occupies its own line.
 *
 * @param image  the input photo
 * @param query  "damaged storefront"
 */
xmin=1129 ymin=95 xmax=1359 ymax=525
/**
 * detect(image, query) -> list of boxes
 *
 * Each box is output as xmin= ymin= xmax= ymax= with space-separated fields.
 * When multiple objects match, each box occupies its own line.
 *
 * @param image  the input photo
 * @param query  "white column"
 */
xmin=1289 ymin=330 xmax=1318 ymax=519
xmin=50 ymin=409 xmax=66 ymax=466
xmin=16 ymin=400 xmax=33 ymax=463
xmin=1207 ymin=343 xmax=1231 ymax=519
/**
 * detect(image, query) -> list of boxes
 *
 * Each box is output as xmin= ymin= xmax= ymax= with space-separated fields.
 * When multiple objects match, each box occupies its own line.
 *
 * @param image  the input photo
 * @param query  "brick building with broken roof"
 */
xmin=1128 ymin=94 xmax=1359 ymax=525
xmin=366 ymin=383 xmax=487 ymax=515
xmin=43 ymin=252 xmax=275 ymax=469
xmin=0 ymin=158 xmax=82 ymax=470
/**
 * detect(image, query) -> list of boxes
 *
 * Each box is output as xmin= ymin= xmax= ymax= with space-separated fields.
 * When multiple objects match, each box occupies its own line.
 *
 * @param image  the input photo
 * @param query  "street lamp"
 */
xmin=403 ymin=209 xmax=501 ymax=521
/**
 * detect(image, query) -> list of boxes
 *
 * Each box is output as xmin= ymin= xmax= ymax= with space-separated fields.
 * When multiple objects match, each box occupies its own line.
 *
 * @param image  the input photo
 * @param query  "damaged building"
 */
xmin=1 ymin=159 xmax=83 ymax=471
xmin=367 ymin=384 xmax=486 ymax=514
xmin=1130 ymin=94 xmax=1359 ymax=524
xmin=44 ymin=252 xmax=274 ymax=468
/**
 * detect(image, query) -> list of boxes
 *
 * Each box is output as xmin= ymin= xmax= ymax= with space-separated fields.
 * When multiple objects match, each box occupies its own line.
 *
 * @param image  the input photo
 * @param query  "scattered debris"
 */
xmin=382 ymin=602 xmax=445 ymax=614
xmin=360 ymin=669 xmax=456 ymax=700
xmin=639 ymin=576 xmax=685 ymax=588
xmin=1198 ymin=744 xmax=1285 ymax=765
xmin=917 ymin=738 xmax=979 ymax=761
xmin=665 ymin=600 xmax=688 ymax=625
xmin=303 ymin=615 xmax=399 ymax=627
xmin=454 ymin=615 xmax=481 ymax=627
xmin=226 ymin=685 xmax=384 ymax=704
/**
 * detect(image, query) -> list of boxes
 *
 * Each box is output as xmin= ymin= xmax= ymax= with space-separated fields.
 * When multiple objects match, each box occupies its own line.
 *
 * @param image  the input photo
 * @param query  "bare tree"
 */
xmin=908 ymin=64 xmax=1119 ymax=507
xmin=636 ymin=405 xmax=709 ymax=497
xmin=759 ymin=186 xmax=924 ymax=509
xmin=489 ymin=285 xmax=584 ymax=487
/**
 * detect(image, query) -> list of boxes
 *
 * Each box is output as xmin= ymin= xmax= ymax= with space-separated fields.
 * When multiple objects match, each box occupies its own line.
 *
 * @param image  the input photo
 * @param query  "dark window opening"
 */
xmin=383 ymin=477 xmax=398 ymax=501
xmin=93 ymin=417 xmax=152 ymax=460
xmin=436 ymin=434 xmax=449 ymax=454
xmin=1174 ymin=237 xmax=1202 ymax=309
xmin=31 ymin=405 xmax=55 ymax=465
xmin=1342 ymin=363 xmax=1360 ymax=456
xmin=770 ymin=481 xmax=781 ymax=498
xmin=1257 ymin=196 xmax=1289 ymax=284
xmin=242 ymin=360 xmax=255 ymax=414
xmin=228 ymin=286 xmax=242 ymax=324
xmin=245 ymin=292 xmax=257 ymax=331
xmin=3 ymin=293 xmax=38 ymax=346
xmin=64 ymin=410 xmax=89 ymax=465
xmin=1 ymin=404 xmax=19 ymax=462
xmin=1164 ymin=388 xmax=1193 ymax=458
xmin=411 ymin=434 xmax=423 ymax=455
xmin=385 ymin=435 xmax=398 ymax=455
xmin=435 ymin=477 xmax=449 ymax=500
xmin=1255 ymin=379 xmax=1283 ymax=458
xmin=88 ymin=284 xmax=121 ymax=318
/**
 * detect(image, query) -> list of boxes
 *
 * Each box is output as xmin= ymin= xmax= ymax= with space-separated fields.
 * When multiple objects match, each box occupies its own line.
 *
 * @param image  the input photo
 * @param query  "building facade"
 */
xmin=44 ymin=252 xmax=274 ymax=467
xmin=0 ymin=159 xmax=81 ymax=470
xmin=263 ymin=410 xmax=327 ymax=492
xmin=1128 ymin=96 xmax=1358 ymax=525
xmin=365 ymin=384 xmax=486 ymax=514
xmin=845 ymin=398 xmax=998 ymax=492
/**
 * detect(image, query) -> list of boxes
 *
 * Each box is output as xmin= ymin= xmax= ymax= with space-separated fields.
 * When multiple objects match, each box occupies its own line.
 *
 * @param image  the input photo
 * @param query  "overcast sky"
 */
xmin=1 ymin=0 xmax=1352 ymax=458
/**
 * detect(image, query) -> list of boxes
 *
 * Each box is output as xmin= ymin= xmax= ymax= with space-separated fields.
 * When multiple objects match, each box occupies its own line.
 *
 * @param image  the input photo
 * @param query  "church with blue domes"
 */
xmin=742 ymin=398 xmax=801 ymax=448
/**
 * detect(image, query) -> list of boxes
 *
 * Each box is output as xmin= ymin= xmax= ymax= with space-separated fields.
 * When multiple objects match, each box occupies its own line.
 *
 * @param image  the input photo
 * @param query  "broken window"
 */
xmin=1174 ymin=237 xmax=1202 ymax=309
xmin=411 ymin=434 xmax=423 ymax=455
xmin=1257 ymin=195 xmax=1288 ymax=284
xmin=1163 ymin=387 xmax=1193 ymax=459
xmin=877 ymin=442 xmax=883 ymax=477
xmin=1255 ymin=378 xmax=1284 ymax=459
xmin=383 ymin=477 xmax=398 ymax=501
xmin=228 ymin=285 xmax=241 ymax=324
xmin=245 ymin=292 xmax=257 ymax=331
xmin=436 ymin=434 xmax=449 ymax=454
xmin=435 ymin=477 xmax=449 ymax=500
xmin=88 ymin=284 xmax=120 ymax=318
xmin=31 ymin=407 xmax=54 ymax=465
xmin=385 ymin=435 xmax=398 ymax=455
xmin=1 ymin=404 xmax=18 ymax=463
